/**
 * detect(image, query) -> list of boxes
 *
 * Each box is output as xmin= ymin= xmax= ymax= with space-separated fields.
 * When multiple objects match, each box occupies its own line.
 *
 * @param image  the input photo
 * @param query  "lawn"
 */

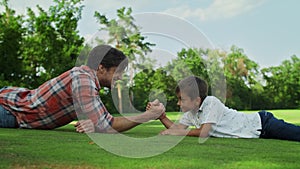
xmin=1 ymin=110 xmax=300 ymax=169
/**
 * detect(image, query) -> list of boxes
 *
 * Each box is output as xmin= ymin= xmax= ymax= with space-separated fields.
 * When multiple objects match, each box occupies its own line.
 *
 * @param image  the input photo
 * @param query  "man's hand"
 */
xmin=74 ymin=119 xmax=95 ymax=133
xmin=144 ymin=99 xmax=165 ymax=120
xmin=146 ymin=100 xmax=166 ymax=120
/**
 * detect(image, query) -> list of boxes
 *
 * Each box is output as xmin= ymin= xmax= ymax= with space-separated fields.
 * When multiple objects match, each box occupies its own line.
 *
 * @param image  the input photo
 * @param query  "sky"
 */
xmin=2 ymin=0 xmax=300 ymax=68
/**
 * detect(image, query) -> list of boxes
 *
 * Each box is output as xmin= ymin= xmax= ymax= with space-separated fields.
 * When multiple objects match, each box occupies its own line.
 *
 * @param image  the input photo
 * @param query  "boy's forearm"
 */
xmin=187 ymin=125 xmax=211 ymax=137
xmin=159 ymin=117 xmax=174 ymax=129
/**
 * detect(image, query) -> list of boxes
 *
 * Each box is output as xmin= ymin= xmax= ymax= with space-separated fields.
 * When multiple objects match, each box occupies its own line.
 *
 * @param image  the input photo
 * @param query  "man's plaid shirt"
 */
xmin=0 ymin=65 xmax=114 ymax=131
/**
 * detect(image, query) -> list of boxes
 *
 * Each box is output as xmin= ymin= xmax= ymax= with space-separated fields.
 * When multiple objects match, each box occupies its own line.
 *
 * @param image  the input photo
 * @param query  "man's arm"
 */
xmin=160 ymin=123 xmax=212 ymax=138
xmin=75 ymin=100 xmax=165 ymax=133
xmin=106 ymin=110 xmax=161 ymax=133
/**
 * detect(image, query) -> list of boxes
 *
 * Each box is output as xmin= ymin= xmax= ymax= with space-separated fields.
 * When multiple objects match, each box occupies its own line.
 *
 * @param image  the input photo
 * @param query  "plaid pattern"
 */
xmin=0 ymin=65 xmax=114 ymax=131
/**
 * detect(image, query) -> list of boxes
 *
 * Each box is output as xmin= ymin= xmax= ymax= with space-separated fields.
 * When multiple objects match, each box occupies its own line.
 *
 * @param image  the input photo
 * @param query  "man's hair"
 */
xmin=87 ymin=45 xmax=128 ymax=70
xmin=175 ymin=76 xmax=208 ymax=101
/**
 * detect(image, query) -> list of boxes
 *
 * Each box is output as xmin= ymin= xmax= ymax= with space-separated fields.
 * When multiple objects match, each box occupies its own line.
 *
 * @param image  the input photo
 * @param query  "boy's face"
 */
xmin=176 ymin=91 xmax=201 ymax=113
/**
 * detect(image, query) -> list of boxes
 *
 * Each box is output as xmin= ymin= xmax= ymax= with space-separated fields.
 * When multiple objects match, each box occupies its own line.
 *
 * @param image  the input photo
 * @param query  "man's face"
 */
xmin=97 ymin=66 xmax=123 ymax=88
xmin=176 ymin=91 xmax=200 ymax=113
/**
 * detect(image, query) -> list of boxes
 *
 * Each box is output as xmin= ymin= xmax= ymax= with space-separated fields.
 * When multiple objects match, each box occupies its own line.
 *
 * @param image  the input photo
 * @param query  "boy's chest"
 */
xmin=190 ymin=112 xmax=203 ymax=128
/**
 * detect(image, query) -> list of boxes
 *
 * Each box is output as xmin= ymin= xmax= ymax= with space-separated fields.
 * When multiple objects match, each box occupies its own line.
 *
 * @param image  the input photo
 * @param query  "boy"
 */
xmin=151 ymin=76 xmax=300 ymax=141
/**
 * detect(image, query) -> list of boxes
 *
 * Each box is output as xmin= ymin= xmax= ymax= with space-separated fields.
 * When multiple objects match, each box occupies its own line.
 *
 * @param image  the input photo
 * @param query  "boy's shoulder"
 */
xmin=203 ymin=96 xmax=220 ymax=103
xmin=200 ymin=96 xmax=223 ymax=110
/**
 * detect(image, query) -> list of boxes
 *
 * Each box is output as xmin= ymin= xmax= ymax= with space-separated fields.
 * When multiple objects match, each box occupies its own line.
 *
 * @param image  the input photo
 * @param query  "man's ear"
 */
xmin=97 ymin=64 xmax=106 ymax=74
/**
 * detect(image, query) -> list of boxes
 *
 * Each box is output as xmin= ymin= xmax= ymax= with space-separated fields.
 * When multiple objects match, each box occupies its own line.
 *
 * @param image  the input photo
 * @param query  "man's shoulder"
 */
xmin=70 ymin=66 xmax=95 ymax=76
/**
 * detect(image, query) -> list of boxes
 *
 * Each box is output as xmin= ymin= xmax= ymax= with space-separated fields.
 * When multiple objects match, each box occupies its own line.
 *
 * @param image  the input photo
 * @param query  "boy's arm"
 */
xmin=160 ymin=123 xmax=212 ymax=138
xmin=159 ymin=114 xmax=188 ymax=129
xmin=146 ymin=101 xmax=187 ymax=129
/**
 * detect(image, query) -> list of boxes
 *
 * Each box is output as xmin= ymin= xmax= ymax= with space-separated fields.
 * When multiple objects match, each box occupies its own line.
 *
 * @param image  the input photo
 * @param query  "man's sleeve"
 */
xmin=71 ymin=72 xmax=114 ymax=132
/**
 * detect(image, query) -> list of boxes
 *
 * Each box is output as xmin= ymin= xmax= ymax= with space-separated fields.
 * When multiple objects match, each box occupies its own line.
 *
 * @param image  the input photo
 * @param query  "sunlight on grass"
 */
xmin=1 ymin=109 xmax=300 ymax=169
xmin=225 ymin=161 xmax=281 ymax=169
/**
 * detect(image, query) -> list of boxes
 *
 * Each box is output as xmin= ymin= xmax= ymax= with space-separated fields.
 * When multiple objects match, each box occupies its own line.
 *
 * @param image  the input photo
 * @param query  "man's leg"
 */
xmin=0 ymin=105 xmax=17 ymax=128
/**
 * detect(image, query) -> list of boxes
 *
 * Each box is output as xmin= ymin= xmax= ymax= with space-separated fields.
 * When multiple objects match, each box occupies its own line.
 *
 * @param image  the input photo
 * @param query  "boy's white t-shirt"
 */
xmin=179 ymin=96 xmax=262 ymax=138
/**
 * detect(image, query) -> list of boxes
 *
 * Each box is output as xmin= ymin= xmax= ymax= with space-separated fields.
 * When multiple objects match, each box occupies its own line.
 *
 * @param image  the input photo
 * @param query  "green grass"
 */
xmin=1 ymin=110 xmax=300 ymax=169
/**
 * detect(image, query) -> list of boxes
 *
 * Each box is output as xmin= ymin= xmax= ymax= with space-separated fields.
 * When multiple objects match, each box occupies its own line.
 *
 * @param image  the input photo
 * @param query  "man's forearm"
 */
xmin=106 ymin=113 xmax=152 ymax=133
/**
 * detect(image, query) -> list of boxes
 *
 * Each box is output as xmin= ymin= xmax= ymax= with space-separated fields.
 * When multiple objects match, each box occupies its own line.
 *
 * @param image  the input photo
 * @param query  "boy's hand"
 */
xmin=145 ymin=99 xmax=165 ymax=120
xmin=146 ymin=100 xmax=166 ymax=120
xmin=160 ymin=129 xmax=189 ymax=136
xmin=74 ymin=119 xmax=95 ymax=133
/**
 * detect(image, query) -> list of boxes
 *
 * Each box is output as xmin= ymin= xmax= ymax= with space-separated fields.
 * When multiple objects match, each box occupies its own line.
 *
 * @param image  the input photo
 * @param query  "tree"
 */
xmin=131 ymin=68 xmax=177 ymax=112
xmin=166 ymin=48 xmax=208 ymax=82
xmin=0 ymin=0 xmax=25 ymax=86
xmin=94 ymin=7 xmax=155 ymax=113
xmin=165 ymin=48 xmax=226 ymax=102
xmin=261 ymin=55 xmax=300 ymax=109
xmin=21 ymin=0 xmax=84 ymax=88
xmin=94 ymin=7 xmax=155 ymax=78
xmin=223 ymin=46 xmax=261 ymax=109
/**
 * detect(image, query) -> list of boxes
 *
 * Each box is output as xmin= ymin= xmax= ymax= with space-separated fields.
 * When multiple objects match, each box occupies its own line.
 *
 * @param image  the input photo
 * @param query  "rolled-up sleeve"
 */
xmin=71 ymin=70 xmax=114 ymax=132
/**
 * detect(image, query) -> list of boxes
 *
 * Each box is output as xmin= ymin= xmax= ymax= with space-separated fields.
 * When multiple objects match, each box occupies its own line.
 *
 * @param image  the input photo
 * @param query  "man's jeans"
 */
xmin=259 ymin=111 xmax=300 ymax=141
xmin=0 ymin=105 xmax=17 ymax=128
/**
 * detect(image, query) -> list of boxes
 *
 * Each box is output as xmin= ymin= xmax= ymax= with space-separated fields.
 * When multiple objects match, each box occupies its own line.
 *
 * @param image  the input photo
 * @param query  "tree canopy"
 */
xmin=0 ymin=1 xmax=299 ymax=112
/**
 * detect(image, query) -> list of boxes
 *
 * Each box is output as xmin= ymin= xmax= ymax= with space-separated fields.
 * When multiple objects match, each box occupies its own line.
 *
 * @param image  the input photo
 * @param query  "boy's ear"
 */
xmin=196 ymin=97 xmax=202 ymax=106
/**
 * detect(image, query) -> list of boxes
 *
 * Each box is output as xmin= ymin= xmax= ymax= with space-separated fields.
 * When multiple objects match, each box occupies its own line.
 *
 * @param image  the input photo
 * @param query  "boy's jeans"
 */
xmin=259 ymin=111 xmax=300 ymax=141
xmin=0 ymin=105 xmax=17 ymax=128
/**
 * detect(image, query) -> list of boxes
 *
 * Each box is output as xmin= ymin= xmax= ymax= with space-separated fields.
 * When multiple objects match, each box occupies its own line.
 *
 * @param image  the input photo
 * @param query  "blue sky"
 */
xmin=3 ymin=0 xmax=300 ymax=68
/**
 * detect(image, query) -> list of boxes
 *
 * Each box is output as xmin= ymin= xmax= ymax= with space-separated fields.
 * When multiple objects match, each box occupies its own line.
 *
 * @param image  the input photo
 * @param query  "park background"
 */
xmin=1 ymin=1 xmax=300 ymax=168
xmin=0 ymin=0 xmax=299 ymax=113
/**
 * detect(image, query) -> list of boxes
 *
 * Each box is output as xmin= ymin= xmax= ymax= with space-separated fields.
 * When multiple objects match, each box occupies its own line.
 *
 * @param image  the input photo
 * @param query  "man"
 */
xmin=0 ymin=45 xmax=164 ymax=133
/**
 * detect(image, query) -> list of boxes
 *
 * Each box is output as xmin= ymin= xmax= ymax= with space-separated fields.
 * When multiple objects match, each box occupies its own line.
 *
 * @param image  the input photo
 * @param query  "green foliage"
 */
xmin=0 ymin=2 xmax=299 ymax=111
xmin=94 ymin=7 xmax=156 ymax=113
xmin=165 ymin=48 xmax=227 ymax=104
xmin=131 ymin=68 xmax=177 ymax=112
xmin=21 ymin=0 xmax=84 ymax=88
xmin=223 ymin=46 xmax=262 ymax=109
xmin=166 ymin=48 xmax=208 ymax=82
xmin=0 ymin=0 xmax=84 ymax=88
xmin=0 ymin=0 xmax=25 ymax=86
xmin=94 ymin=7 xmax=155 ymax=66
xmin=262 ymin=55 xmax=300 ymax=109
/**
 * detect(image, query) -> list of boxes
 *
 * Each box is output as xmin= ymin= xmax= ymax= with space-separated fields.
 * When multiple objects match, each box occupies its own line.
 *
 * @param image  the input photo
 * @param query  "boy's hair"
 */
xmin=87 ymin=45 xmax=128 ymax=71
xmin=175 ymin=76 xmax=208 ymax=101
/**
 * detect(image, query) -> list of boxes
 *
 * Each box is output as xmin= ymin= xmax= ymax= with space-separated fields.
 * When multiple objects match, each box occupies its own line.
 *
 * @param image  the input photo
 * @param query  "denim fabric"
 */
xmin=259 ymin=111 xmax=300 ymax=141
xmin=0 ymin=105 xmax=17 ymax=128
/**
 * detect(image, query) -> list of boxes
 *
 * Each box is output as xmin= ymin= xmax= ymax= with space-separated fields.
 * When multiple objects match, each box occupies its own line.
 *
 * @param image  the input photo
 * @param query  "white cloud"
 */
xmin=164 ymin=0 xmax=266 ymax=21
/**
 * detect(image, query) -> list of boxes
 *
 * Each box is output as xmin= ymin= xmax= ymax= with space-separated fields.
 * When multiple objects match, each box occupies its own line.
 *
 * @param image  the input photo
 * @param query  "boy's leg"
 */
xmin=0 ymin=105 xmax=18 ymax=128
xmin=259 ymin=111 xmax=300 ymax=141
